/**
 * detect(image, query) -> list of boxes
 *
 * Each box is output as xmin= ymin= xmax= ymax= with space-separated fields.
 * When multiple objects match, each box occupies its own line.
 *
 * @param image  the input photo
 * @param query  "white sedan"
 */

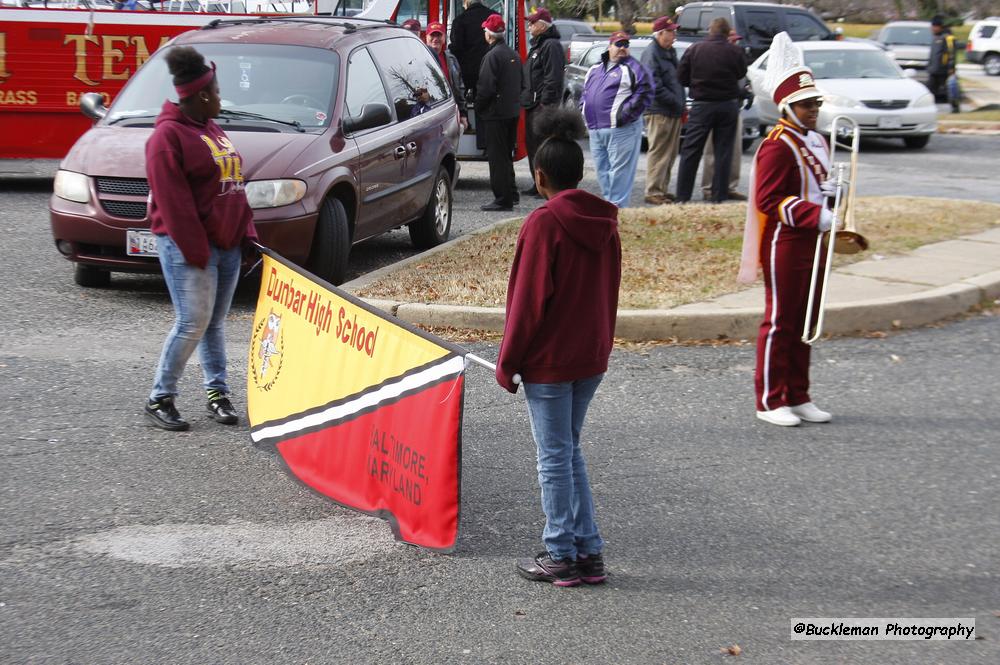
xmin=747 ymin=40 xmax=937 ymax=149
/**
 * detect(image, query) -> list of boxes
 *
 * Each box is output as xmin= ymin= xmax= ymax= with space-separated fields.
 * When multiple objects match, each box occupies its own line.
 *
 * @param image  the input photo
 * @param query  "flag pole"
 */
xmin=464 ymin=353 xmax=521 ymax=384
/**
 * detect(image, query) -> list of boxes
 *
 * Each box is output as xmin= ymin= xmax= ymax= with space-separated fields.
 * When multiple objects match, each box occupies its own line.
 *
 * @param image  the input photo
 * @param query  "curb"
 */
xmin=348 ymin=264 xmax=1000 ymax=343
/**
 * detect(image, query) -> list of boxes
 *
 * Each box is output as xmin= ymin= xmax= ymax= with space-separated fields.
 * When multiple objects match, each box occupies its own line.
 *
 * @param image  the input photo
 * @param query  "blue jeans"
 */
xmin=523 ymin=374 xmax=605 ymax=561
xmin=588 ymin=120 xmax=643 ymax=208
xmin=150 ymin=235 xmax=241 ymax=401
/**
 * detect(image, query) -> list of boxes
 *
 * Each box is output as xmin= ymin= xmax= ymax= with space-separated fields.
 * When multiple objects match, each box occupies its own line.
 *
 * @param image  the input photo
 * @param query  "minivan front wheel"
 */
xmin=306 ymin=196 xmax=351 ymax=286
xmin=74 ymin=263 xmax=110 ymax=288
xmin=409 ymin=167 xmax=452 ymax=249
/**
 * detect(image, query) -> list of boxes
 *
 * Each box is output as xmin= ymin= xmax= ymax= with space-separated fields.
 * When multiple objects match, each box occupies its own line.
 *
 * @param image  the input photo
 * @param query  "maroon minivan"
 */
xmin=50 ymin=17 xmax=461 ymax=286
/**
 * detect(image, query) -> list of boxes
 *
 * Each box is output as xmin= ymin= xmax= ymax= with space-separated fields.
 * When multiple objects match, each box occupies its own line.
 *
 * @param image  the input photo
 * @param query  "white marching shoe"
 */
xmin=756 ymin=406 xmax=801 ymax=427
xmin=789 ymin=402 xmax=832 ymax=423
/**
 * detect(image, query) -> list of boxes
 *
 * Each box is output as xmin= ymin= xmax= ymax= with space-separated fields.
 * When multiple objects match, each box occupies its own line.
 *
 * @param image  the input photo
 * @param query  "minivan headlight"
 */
xmin=53 ymin=170 xmax=90 ymax=204
xmin=912 ymin=92 xmax=935 ymax=108
xmin=245 ymin=179 xmax=307 ymax=209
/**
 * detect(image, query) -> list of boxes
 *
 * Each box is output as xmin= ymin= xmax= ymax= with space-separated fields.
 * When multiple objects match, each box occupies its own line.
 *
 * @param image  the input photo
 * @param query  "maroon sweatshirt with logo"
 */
xmin=497 ymin=189 xmax=622 ymax=393
xmin=145 ymin=101 xmax=256 ymax=268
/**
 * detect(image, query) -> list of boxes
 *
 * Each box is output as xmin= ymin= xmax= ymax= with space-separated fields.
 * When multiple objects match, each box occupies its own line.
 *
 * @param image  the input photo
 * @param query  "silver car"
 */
xmin=872 ymin=21 xmax=932 ymax=82
xmin=747 ymin=40 xmax=937 ymax=149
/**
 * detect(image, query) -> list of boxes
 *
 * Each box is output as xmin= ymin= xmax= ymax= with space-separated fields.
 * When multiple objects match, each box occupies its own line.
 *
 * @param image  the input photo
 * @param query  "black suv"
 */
xmin=50 ymin=18 xmax=460 ymax=287
xmin=677 ymin=1 xmax=835 ymax=60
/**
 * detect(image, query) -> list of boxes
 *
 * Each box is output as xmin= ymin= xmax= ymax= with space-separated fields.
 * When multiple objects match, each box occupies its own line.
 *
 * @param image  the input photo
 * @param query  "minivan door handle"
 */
xmin=393 ymin=145 xmax=407 ymax=159
xmin=405 ymin=141 xmax=417 ymax=154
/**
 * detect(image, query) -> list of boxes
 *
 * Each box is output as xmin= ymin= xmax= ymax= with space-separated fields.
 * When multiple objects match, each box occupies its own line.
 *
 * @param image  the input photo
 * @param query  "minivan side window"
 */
xmin=368 ymin=38 xmax=450 ymax=121
xmin=345 ymin=47 xmax=391 ymax=122
xmin=786 ymin=10 xmax=829 ymax=41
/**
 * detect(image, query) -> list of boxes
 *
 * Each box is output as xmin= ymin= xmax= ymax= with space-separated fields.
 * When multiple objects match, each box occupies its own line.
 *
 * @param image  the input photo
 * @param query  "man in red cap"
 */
xmin=739 ymin=63 xmax=842 ymax=427
xmin=424 ymin=22 xmax=468 ymax=131
xmin=449 ymin=0 xmax=500 ymax=97
xmin=520 ymin=8 xmax=565 ymax=198
xmin=475 ymin=14 xmax=523 ymax=211
xmin=401 ymin=18 xmax=422 ymax=36
xmin=640 ymin=16 xmax=685 ymax=205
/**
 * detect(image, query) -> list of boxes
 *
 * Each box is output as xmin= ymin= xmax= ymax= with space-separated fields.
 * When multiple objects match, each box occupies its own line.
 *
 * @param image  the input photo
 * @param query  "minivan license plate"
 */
xmin=126 ymin=229 xmax=158 ymax=257
xmin=878 ymin=116 xmax=903 ymax=129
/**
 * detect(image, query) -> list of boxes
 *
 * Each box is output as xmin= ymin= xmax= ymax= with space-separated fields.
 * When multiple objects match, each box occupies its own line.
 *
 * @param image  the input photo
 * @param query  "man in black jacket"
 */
xmin=674 ymin=17 xmax=747 ymax=204
xmin=476 ymin=14 xmax=524 ymax=211
xmin=450 ymin=0 xmax=500 ymax=97
xmin=640 ymin=16 xmax=685 ymax=205
xmin=520 ymin=8 xmax=565 ymax=197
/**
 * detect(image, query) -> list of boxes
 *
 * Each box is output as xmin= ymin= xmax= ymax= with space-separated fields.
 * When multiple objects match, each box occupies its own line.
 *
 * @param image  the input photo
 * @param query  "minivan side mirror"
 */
xmin=343 ymin=103 xmax=392 ymax=134
xmin=80 ymin=92 xmax=107 ymax=120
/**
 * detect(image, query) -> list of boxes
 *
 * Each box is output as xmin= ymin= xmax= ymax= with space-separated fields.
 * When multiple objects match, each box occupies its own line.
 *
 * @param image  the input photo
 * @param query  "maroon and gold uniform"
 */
xmin=751 ymin=117 xmax=830 ymax=412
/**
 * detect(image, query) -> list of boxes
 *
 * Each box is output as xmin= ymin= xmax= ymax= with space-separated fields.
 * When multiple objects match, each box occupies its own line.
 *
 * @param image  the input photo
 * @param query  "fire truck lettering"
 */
xmin=0 ymin=34 xmax=10 ymax=81
xmin=0 ymin=90 xmax=37 ymax=105
xmin=102 ymin=36 xmax=131 ymax=81
xmin=66 ymin=91 xmax=111 ymax=107
xmin=131 ymin=35 xmax=171 ymax=68
xmin=64 ymin=34 xmax=100 ymax=86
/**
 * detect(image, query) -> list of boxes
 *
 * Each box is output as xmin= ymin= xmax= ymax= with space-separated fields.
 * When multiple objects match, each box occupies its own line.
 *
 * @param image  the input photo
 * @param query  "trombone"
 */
xmin=801 ymin=115 xmax=870 ymax=345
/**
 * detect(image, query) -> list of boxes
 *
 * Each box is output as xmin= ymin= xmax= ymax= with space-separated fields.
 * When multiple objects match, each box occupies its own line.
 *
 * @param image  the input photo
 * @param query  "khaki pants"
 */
xmin=644 ymin=114 xmax=682 ymax=199
xmin=702 ymin=113 xmax=742 ymax=197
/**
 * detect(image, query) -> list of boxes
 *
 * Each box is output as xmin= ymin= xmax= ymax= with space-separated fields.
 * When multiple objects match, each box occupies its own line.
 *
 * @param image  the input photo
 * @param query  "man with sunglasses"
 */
xmin=738 ymin=59 xmax=842 ymax=428
xmin=580 ymin=31 xmax=653 ymax=208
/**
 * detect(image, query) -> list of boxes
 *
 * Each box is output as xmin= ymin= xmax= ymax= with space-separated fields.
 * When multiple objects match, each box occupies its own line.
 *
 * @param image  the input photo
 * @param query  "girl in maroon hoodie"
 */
xmin=144 ymin=47 xmax=257 ymax=432
xmin=497 ymin=108 xmax=622 ymax=587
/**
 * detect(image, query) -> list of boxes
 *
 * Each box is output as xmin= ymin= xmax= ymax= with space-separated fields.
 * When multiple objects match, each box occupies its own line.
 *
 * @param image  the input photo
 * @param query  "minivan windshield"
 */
xmin=107 ymin=44 xmax=340 ymax=130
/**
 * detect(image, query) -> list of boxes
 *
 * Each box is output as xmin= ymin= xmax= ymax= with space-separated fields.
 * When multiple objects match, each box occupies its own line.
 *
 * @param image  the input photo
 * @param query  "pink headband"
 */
xmin=174 ymin=61 xmax=216 ymax=100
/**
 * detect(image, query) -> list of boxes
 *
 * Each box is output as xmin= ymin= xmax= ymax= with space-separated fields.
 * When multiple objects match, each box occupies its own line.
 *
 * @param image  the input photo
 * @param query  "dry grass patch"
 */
xmin=355 ymin=197 xmax=1000 ymax=309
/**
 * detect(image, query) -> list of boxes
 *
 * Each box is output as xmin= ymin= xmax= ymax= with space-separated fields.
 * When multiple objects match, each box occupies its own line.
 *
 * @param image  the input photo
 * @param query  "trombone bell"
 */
xmin=834 ymin=230 xmax=869 ymax=255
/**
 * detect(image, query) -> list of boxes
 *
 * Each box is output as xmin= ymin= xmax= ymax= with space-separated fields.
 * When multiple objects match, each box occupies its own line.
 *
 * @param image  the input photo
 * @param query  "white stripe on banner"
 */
xmin=250 ymin=355 xmax=465 ymax=444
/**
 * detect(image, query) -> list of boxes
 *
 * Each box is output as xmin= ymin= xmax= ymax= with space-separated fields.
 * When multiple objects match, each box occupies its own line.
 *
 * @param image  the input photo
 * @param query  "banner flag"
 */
xmin=247 ymin=249 xmax=468 ymax=551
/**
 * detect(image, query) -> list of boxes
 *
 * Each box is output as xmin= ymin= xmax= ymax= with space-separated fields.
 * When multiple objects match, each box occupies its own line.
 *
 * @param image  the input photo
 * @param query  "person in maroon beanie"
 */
xmin=144 ymin=46 xmax=257 ymax=432
xmin=497 ymin=108 xmax=621 ymax=587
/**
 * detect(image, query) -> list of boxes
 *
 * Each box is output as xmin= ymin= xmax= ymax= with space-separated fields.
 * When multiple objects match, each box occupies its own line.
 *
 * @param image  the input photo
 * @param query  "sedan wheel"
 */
xmin=74 ymin=263 xmax=110 ymax=288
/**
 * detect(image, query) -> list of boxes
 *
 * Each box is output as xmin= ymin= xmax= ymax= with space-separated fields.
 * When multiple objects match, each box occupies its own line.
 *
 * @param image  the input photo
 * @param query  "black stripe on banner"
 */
xmin=254 ymin=244 xmax=469 ymax=356
xmin=250 ymin=354 xmax=461 ymax=435
xmin=251 ymin=369 xmax=464 ymax=447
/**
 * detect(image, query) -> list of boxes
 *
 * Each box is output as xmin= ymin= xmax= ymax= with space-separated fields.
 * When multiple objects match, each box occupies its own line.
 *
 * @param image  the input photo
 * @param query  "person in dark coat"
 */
xmin=449 ymin=0 xmax=500 ymax=96
xmin=640 ymin=17 xmax=685 ymax=205
xmin=928 ymin=15 xmax=958 ymax=111
xmin=674 ymin=17 xmax=747 ymax=204
xmin=520 ymin=8 xmax=565 ymax=197
xmin=476 ymin=14 xmax=523 ymax=211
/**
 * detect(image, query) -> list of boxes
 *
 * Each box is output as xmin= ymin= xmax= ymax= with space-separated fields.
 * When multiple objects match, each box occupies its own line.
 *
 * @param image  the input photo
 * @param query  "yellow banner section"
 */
xmin=248 ymin=254 xmax=451 ymax=425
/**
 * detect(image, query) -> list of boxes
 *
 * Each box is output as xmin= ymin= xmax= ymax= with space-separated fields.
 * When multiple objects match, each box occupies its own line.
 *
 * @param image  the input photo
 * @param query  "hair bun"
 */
xmin=532 ymin=107 xmax=586 ymax=143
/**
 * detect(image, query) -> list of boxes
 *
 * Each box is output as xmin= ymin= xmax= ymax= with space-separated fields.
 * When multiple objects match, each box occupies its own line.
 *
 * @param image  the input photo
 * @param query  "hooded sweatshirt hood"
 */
xmin=541 ymin=189 xmax=619 ymax=252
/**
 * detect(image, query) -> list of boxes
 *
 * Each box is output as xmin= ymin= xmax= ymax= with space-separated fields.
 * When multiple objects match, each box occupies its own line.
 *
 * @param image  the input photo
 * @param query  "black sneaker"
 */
xmin=206 ymin=392 xmax=238 ymax=425
xmin=515 ymin=552 xmax=581 ymax=587
xmin=577 ymin=552 xmax=607 ymax=584
xmin=145 ymin=397 xmax=190 ymax=431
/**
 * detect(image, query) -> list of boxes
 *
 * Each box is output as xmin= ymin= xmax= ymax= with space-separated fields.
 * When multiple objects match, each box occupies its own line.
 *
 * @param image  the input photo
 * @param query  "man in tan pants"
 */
xmin=640 ymin=17 xmax=685 ymax=205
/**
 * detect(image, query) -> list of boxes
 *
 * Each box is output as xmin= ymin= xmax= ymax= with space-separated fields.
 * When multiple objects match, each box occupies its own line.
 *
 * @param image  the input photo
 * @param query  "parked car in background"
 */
xmin=675 ymin=1 xmax=836 ymax=61
xmin=551 ymin=18 xmax=595 ymax=61
xmin=966 ymin=16 xmax=1000 ymax=76
xmin=48 ymin=18 xmax=460 ymax=288
xmin=562 ymin=38 xmax=761 ymax=152
xmin=747 ymin=40 xmax=937 ymax=149
xmin=872 ymin=21 xmax=932 ymax=82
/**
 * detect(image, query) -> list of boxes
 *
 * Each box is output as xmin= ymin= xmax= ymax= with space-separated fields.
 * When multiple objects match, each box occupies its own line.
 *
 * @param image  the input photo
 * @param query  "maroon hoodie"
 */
xmin=497 ymin=189 xmax=622 ymax=393
xmin=145 ymin=101 xmax=256 ymax=268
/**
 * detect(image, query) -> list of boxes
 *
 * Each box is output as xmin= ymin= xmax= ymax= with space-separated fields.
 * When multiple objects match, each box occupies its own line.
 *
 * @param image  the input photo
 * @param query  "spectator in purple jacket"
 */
xmin=580 ymin=31 xmax=653 ymax=208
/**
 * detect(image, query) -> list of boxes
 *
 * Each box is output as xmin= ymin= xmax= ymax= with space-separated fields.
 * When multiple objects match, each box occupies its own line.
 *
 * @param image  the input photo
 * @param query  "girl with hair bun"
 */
xmin=143 ymin=46 xmax=257 ymax=431
xmin=497 ymin=108 xmax=622 ymax=587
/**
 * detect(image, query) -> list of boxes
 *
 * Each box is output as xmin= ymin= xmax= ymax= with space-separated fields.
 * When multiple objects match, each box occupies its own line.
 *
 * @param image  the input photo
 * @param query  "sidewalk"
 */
xmin=345 ymin=226 xmax=1000 ymax=342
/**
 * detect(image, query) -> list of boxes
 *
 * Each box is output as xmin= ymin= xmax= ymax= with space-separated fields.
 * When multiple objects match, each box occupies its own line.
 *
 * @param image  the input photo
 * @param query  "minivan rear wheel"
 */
xmin=74 ymin=263 xmax=110 ymax=288
xmin=409 ymin=167 xmax=452 ymax=249
xmin=306 ymin=196 xmax=351 ymax=286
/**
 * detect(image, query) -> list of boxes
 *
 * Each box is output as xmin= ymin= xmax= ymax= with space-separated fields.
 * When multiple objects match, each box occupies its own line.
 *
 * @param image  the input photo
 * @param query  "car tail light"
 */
xmin=966 ymin=39 xmax=973 ymax=52
xmin=566 ymin=46 xmax=571 ymax=62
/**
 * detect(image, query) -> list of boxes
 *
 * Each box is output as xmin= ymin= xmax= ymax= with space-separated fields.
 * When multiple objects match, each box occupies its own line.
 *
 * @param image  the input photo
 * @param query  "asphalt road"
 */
xmin=2 ymin=136 xmax=999 ymax=664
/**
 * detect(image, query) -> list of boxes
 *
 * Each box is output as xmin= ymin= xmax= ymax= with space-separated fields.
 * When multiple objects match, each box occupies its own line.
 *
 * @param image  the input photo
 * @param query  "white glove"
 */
xmin=819 ymin=207 xmax=841 ymax=233
xmin=820 ymin=178 xmax=837 ymax=199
